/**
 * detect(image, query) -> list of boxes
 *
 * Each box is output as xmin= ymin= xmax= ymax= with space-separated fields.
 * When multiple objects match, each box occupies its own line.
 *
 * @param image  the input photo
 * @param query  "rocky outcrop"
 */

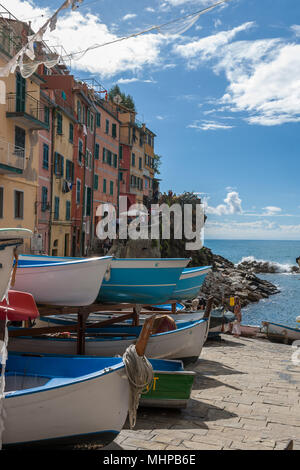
xmin=185 ymin=248 xmax=280 ymax=309
xmin=237 ymin=257 xmax=299 ymax=274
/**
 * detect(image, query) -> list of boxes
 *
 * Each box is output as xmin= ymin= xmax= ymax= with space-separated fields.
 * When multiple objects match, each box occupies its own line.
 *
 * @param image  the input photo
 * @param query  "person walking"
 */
xmin=232 ymin=296 xmax=242 ymax=337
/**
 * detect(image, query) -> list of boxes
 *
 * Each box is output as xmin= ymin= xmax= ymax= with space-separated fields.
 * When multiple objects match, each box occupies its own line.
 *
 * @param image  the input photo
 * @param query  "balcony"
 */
xmin=6 ymin=92 xmax=49 ymax=130
xmin=0 ymin=138 xmax=25 ymax=174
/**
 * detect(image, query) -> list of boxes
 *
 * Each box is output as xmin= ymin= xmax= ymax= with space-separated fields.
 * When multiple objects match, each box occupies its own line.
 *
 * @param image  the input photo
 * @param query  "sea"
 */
xmin=204 ymin=239 xmax=300 ymax=328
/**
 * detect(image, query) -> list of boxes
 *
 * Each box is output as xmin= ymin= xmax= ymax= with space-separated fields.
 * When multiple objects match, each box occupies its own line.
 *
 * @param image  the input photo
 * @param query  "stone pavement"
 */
xmin=108 ymin=335 xmax=300 ymax=450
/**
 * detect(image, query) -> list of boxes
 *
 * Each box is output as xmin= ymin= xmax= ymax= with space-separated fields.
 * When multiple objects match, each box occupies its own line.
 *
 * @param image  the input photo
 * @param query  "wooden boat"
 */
xmin=0 ymin=228 xmax=32 ymax=302
xmin=2 ymin=353 xmax=130 ymax=448
xmin=261 ymin=321 xmax=300 ymax=343
xmin=18 ymin=255 xmax=190 ymax=305
xmin=13 ymin=256 xmax=112 ymax=306
xmin=8 ymin=318 xmax=210 ymax=365
xmin=140 ymin=359 xmax=195 ymax=408
xmin=170 ymin=266 xmax=212 ymax=301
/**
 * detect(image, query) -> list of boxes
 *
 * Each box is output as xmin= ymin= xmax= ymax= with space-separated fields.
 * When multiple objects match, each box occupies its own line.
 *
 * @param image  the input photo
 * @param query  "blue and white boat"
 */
xmin=14 ymin=256 xmax=112 ymax=306
xmin=170 ymin=266 xmax=212 ymax=301
xmin=261 ymin=321 xmax=300 ymax=343
xmin=18 ymin=255 xmax=190 ymax=305
xmin=9 ymin=318 xmax=210 ymax=365
xmin=2 ymin=353 xmax=130 ymax=448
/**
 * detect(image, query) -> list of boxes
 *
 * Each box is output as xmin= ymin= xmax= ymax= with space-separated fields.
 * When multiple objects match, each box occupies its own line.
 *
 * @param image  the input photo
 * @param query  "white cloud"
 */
xmin=173 ymin=22 xmax=254 ymax=65
xmin=146 ymin=7 xmax=155 ymax=12
xmin=204 ymin=191 xmax=243 ymax=216
xmin=122 ymin=13 xmax=137 ymax=21
xmin=187 ymin=120 xmax=234 ymax=130
xmin=205 ymin=219 xmax=300 ymax=240
xmin=117 ymin=77 xmax=157 ymax=84
xmin=174 ymin=20 xmax=300 ymax=126
xmin=156 ymin=115 xmax=166 ymax=120
xmin=262 ymin=206 xmax=282 ymax=216
xmin=291 ymin=25 xmax=300 ymax=36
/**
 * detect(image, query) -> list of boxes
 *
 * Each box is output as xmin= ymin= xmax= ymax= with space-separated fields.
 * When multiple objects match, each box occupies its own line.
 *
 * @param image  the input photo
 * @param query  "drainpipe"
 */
xmin=48 ymin=105 xmax=56 ymax=255
xmin=90 ymin=110 xmax=96 ymax=253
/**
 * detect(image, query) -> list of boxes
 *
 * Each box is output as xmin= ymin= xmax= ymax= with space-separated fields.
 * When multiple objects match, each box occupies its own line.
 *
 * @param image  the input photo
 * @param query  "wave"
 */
xmin=236 ymin=256 xmax=298 ymax=273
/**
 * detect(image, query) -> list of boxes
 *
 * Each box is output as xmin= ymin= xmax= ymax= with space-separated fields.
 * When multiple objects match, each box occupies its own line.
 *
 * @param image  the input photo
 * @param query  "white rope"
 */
xmin=122 ymin=344 xmax=153 ymax=429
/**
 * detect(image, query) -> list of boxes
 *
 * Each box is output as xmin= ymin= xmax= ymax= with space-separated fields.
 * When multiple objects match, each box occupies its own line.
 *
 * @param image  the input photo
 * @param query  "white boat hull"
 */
xmin=3 ymin=363 xmax=129 ymax=447
xmin=262 ymin=321 xmax=300 ymax=342
xmin=13 ymin=257 xmax=112 ymax=306
xmin=9 ymin=319 xmax=209 ymax=364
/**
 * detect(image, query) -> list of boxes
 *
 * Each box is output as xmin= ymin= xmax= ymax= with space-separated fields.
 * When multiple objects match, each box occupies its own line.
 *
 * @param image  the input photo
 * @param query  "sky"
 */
xmin=3 ymin=0 xmax=300 ymax=240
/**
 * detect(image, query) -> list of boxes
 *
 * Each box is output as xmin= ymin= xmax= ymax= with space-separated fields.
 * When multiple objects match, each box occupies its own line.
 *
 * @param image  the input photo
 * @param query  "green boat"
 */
xmin=140 ymin=359 xmax=195 ymax=408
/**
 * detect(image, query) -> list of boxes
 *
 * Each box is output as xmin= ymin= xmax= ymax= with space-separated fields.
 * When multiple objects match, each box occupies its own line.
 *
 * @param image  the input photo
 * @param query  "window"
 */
xmin=86 ymin=187 xmax=92 ymax=216
xmin=66 ymin=200 xmax=71 ymax=221
xmin=76 ymin=179 xmax=81 ymax=205
xmin=112 ymin=123 xmax=117 ymax=138
xmin=90 ymin=113 xmax=94 ymax=132
xmin=119 ymin=171 xmax=123 ymax=182
xmin=103 ymin=178 xmax=107 ymax=193
xmin=44 ymin=106 xmax=49 ymax=126
xmin=78 ymin=139 xmax=83 ymax=164
xmin=69 ymin=123 xmax=74 ymax=142
xmin=119 ymin=144 xmax=123 ymax=161
xmin=96 ymin=112 xmax=101 ymax=127
xmin=14 ymin=126 xmax=25 ymax=156
xmin=57 ymin=112 xmax=62 ymax=134
xmin=105 ymin=119 xmax=109 ymax=134
xmin=66 ymin=160 xmax=74 ymax=182
xmin=14 ymin=190 xmax=23 ymax=219
xmin=110 ymin=181 xmax=114 ymax=196
xmin=94 ymin=174 xmax=99 ymax=190
xmin=95 ymin=143 xmax=99 ymax=160
xmin=54 ymin=196 xmax=59 ymax=220
xmin=113 ymin=154 xmax=117 ymax=168
xmin=0 ymin=187 xmax=3 ymax=218
xmin=54 ymin=152 xmax=64 ymax=177
xmin=139 ymin=157 xmax=142 ymax=170
xmin=42 ymin=143 xmax=49 ymax=169
xmin=102 ymin=148 xmax=106 ymax=163
xmin=131 ymin=153 xmax=135 ymax=166
xmin=107 ymin=150 xmax=112 ymax=166
xmin=87 ymin=109 xmax=90 ymax=129
xmin=77 ymin=100 xmax=82 ymax=123
xmin=139 ymin=134 xmax=143 ymax=147
xmin=41 ymin=186 xmax=48 ymax=212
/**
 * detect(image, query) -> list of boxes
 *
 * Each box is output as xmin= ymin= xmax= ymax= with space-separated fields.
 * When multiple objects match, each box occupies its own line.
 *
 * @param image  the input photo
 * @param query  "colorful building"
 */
xmin=0 ymin=18 xmax=49 ymax=253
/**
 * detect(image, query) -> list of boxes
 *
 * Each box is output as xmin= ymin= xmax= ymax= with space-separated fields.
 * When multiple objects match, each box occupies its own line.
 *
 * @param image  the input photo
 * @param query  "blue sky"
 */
xmin=5 ymin=0 xmax=300 ymax=239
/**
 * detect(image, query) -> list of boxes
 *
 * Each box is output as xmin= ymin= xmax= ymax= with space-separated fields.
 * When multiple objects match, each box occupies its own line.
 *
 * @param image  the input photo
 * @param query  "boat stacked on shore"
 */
xmin=1 ymin=236 xmax=213 ymax=449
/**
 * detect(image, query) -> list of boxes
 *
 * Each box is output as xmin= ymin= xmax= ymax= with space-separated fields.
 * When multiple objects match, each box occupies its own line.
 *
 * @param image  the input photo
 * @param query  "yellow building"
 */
xmin=0 ymin=19 xmax=48 ymax=253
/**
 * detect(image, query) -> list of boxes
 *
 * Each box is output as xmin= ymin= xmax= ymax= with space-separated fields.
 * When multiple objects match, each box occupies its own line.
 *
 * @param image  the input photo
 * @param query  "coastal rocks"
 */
xmin=191 ymin=248 xmax=280 ymax=309
xmin=237 ymin=256 xmax=300 ymax=274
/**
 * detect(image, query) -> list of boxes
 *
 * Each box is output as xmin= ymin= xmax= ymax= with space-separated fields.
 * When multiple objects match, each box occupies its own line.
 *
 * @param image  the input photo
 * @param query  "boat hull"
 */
xmin=18 ymin=255 xmax=190 ymax=305
xmin=98 ymin=258 xmax=190 ymax=304
xmin=9 ymin=319 xmax=210 ymax=364
xmin=262 ymin=321 xmax=300 ymax=343
xmin=141 ymin=359 xmax=195 ymax=408
xmin=14 ymin=256 xmax=112 ymax=306
xmin=3 ymin=354 xmax=129 ymax=448
xmin=170 ymin=266 xmax=212 ymax=301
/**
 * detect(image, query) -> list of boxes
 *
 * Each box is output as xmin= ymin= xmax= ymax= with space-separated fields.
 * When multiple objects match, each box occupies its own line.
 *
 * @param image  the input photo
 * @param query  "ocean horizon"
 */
xmin=203 ymin=239 xmax=300 ymax=328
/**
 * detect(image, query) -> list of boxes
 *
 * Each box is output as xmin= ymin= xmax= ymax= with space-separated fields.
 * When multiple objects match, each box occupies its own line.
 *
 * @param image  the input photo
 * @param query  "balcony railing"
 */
xmin=0 ymin=137 xmax=25 ymax=173
xmin=6 ymin=92 xmax=49 ymax=130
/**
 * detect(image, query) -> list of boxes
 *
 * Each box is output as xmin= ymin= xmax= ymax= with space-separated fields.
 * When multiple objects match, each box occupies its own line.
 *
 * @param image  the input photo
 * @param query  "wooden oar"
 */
xmin=135 ymin=315 xmax=156 ymax=356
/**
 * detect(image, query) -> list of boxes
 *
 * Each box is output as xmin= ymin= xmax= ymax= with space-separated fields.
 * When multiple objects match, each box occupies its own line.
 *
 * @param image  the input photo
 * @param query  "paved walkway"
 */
xmin=109 ymin=335 xmax=300 ymax=450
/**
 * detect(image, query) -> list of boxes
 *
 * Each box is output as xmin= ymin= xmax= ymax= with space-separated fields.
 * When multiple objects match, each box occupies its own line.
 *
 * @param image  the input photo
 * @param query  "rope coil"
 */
xmin=122 ymin=344 xmax=154 ymax=429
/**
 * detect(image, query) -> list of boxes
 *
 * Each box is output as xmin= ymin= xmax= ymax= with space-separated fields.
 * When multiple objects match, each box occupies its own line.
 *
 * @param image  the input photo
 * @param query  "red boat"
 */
xmin=0 ymin=290 xmax=39 ymax=321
